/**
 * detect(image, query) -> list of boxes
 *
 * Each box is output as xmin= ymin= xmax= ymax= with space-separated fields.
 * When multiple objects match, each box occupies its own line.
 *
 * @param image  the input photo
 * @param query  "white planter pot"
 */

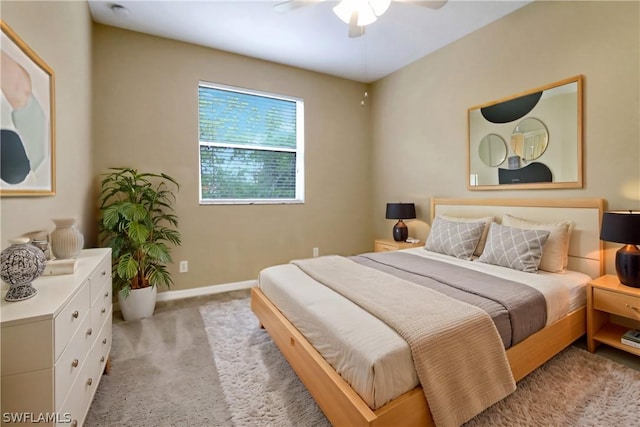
xmin=118 ymin=286 xmax=157 ymax=321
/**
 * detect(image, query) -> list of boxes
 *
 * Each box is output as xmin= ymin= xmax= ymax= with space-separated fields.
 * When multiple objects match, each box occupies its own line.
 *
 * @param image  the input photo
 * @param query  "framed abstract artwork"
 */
xmin=468 ymin=75 xmax=583 ymax=190
xmin=1 ymin=21 xmax=55 ymax=196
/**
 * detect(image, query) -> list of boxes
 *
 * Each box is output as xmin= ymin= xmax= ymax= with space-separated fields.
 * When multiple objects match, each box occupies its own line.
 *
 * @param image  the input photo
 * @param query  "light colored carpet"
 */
xmin=199 ymin=296 xmax=329 ymax=427
xmin=87 ymin=294 xmax=640 ymax=426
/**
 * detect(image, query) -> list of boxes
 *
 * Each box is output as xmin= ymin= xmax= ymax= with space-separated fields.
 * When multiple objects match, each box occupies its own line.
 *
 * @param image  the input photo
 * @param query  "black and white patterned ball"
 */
xmin=0 ymin=241 xmax=47 ymax=285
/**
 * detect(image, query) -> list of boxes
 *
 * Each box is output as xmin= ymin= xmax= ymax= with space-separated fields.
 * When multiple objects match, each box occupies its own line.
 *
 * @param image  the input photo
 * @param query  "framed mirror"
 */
xmin=468 ymin=75 xmax=583 ymax=190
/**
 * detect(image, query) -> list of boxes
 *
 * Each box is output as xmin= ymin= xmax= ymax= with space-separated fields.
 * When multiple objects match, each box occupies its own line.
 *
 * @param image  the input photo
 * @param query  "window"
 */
xmin=198 ymin=82 xmax=304 ymax=204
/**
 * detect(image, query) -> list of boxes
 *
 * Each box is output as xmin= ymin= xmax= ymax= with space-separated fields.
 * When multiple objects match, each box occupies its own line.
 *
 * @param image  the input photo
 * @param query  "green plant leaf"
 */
xmin=128 ymin=221 xmax=151 ymax=243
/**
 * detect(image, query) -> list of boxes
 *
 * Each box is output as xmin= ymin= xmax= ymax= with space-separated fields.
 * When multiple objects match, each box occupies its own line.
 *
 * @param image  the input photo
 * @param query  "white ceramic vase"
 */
xmin=118 ymin=286 xmax=157 ymax=321
xmin=51 ymin=218 xmax=84 ymax=259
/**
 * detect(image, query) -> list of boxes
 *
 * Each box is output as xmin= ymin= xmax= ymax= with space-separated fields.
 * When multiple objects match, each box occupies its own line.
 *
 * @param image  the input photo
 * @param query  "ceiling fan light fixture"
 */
xmin=369 ymin=0 xmax=391 ymax=17
xmin=333 ymin=0 xmax=388 ymax=27
xmin=356 ymin=4 xmax=377 ymax=26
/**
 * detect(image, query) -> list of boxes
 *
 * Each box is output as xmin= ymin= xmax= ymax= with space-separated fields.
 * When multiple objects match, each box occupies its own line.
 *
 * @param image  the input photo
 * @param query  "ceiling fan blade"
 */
xmin=348 ymin=10 xmax=365 ymax=38
xmin=401 ymin=0 xmax=448 ymax=9
xmin=273 ymin=0 xmax=325 ymax=13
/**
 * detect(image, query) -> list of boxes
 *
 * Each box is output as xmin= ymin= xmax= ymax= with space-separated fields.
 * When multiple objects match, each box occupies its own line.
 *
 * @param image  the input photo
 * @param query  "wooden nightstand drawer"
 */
xmin=593 ymin=288 xmax=640 ymax=320
xmin=374 ymin=239 xmax=423 ymax=252
xmin=375 ymin=241 xmax=398 ymax=252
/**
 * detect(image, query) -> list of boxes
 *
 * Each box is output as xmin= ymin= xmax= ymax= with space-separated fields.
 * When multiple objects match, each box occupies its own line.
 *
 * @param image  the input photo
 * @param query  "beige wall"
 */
xmin=92 ymin=25 xmax=373 ymax=290
xmin=0 ymin=2 xmax=94 ymax=248
xmin=371 ymin=1 xmax=640 ymax=274
xmin=3 ymin=1 xmax=638 ymax=288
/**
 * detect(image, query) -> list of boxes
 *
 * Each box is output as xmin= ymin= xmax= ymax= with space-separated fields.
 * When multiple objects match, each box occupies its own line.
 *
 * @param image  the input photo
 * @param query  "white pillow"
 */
xmin=478 ymin=223 xmax=550 ymax=273
xmin=425 ymin=216 xmax=487 ymax=260
xmin=501 ymin=214 xmax=573 ymax=273
xmin=440 ymin=214 xmax=494 ymax=256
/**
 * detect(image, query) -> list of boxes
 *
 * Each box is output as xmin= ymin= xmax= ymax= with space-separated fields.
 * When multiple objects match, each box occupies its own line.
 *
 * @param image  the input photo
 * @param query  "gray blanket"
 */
xmin=292 ymin=255 xmax=516 ymax=427
xmin=351 ymin=251 xmax=547 ymax=348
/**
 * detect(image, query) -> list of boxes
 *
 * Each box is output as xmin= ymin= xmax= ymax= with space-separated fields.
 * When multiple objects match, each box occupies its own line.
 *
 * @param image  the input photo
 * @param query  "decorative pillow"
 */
xmin=478 ymin=222 xmax=550 ymax=273
xmin=501 ymin=214 xmax=573 ymax=273
xmin=440 ymin=214 xmax=494 ymax=256
xmin=425 ymin=217 xmax=486 ymax=260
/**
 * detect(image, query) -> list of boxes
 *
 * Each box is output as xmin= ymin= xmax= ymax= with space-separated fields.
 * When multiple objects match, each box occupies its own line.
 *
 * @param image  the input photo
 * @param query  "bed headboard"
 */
xmin=431 ymin=198 xmax=605 ymax=278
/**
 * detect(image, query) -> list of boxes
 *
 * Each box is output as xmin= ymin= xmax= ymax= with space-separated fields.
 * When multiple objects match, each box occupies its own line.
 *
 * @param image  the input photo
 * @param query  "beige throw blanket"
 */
xmin=292 ymin=256 xmax=516 ymax=427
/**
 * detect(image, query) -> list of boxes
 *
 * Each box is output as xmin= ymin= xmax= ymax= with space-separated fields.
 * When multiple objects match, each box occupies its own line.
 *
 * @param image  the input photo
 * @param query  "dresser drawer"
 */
xmin=90 ymin=256 xmax=112 ymax=306
xmin=55 ymin=283 xmax=91 ymax=360
xmin=1 ymin=319 xmax=53 ymax=376
xmin=87 ymin=316 xmax=112 ymax=393
xmin=98 ymin=311 xmax=112 ymax=361
xmin=90 ymin=279 xmax=112 ymax=334
xmin=58 ymin=357 xmax=96 ymax=427
xmin=55 ymin=313 xmax=92 ymax=410
xmin=593 ymin=288 xmax=640 ymax=320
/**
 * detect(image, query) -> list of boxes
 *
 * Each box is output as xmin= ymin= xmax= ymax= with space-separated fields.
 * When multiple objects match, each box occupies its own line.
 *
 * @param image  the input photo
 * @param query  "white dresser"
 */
xmin=1 ymin=249 xmax=112 ymax=427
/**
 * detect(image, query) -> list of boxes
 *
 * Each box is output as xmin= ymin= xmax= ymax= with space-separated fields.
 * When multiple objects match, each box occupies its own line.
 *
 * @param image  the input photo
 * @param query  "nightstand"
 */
xmin=374 ymin=238 xmax=424 ymax=252
xmin=586 ymin=274 xmax=640 ymax=356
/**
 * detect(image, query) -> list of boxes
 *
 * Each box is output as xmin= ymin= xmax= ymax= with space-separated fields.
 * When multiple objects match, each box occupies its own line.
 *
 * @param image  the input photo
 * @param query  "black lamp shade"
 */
xmin=386 ymin=203 xmax=416 ymax=220
xmin=386 ymin=203 xmax=416 ymax=242
xmin=600 ymin=211 xmax=640 ymax=244
xmin=600 ymin=211 xmax=640 ymax=288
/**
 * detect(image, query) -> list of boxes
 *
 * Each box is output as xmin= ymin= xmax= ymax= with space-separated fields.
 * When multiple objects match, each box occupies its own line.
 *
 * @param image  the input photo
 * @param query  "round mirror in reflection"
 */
xmin=511 ymin=118 xmax=549 ymax=161
xmin=478 ymin=134 xmax=507 ymax=167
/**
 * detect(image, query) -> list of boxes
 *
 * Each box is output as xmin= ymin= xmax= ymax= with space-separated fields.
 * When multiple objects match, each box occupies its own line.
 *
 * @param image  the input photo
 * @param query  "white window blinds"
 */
xmin=198 ymin=83 xmax=304 ymax=204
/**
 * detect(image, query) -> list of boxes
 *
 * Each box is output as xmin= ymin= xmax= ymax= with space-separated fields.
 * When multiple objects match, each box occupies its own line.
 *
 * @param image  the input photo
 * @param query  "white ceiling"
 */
xmin=88 ymin=0 xmax=531 ymax=83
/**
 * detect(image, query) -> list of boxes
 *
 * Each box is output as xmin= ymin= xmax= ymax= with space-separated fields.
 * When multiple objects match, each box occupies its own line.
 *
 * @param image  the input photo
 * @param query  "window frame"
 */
xmin=198 ymin=81 xmax=305 ymax=205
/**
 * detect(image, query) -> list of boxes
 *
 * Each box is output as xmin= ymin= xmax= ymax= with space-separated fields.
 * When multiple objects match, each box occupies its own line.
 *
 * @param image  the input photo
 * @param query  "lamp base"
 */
xmin=393 ymin=220 xmax=408 ymax=242
xmin=615 ymin=244 xmax=640 ymax=288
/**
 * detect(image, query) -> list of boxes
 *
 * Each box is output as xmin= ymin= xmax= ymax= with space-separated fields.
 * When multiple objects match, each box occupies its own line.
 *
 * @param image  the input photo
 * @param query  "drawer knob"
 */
xmin=87 ymin=378 xmax=93 ymax=386
xmin=72 ymin=310 xmax=79 ymax=319
xmin=101 ymin=270 xmax=107 ymax=276
xmin=87 ymin=328 xmax=93 ymax=336
xmin=100 ymin=356 xmax=105 ymax=363
xmin=101 ymin=307 xmax=106 ymax=314
xmin=103 ymin=338 xmax=108 ymax=344
xmin=71 ymin=421 xmax=78 ymax=427
xmin=72 ymin=358 xmax=79 ymax=368
xmin=104 ymin=291 xmax=110 ymax=298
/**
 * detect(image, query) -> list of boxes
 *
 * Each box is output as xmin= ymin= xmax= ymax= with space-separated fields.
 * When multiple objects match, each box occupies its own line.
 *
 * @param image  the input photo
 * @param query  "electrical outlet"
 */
xmin=179 ymin=261 xmax=188 ymax=273
xmin=313 ymin=247 xmax=319 ymax=257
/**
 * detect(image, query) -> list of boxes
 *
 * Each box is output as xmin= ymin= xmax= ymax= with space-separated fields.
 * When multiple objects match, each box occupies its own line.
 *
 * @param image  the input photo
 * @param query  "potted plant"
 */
xmin=98 ymin=167 xmax=181 ymax=321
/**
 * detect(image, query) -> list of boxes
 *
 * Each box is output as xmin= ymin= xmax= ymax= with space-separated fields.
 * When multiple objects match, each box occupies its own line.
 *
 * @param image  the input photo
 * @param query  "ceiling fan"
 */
xmin=274 ymin=0 xmax=448 ymax=38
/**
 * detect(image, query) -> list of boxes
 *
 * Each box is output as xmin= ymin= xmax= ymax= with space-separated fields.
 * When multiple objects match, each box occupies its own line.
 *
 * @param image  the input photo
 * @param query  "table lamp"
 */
xmin=386 ymin=203 xmax=416 ymax=242
xmin=600 ymin=210 xmax=640 ymax=288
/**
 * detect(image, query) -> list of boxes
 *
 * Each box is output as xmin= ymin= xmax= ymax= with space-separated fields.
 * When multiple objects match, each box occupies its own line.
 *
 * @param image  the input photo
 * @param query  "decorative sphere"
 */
xmin=1 ymin=237 xmax=47 ymax=286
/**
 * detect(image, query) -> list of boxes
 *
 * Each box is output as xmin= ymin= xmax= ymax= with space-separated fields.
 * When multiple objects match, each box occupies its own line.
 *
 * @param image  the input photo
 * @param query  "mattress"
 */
xmin=258 ymin=248 xmax=591 ymax=410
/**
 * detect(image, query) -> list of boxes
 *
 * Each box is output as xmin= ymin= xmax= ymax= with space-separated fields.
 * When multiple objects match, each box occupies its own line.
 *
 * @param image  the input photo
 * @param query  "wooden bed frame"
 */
xmin=251 ymin=198 xmax=605 ymax=427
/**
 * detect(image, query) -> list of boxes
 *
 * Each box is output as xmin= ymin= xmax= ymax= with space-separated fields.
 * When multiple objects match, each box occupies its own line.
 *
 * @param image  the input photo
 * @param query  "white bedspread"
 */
xmin=258 ymin=249 xmax=590 ymax=410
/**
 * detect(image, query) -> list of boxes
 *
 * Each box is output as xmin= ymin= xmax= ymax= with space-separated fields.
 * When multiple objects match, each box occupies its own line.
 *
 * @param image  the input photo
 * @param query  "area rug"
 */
xmin=202 ymin=297 xmax=640 ymax=427
xmin=87 ymin=295 xmax=640 ymax=426
xmin=200 ymin=297 xmax=330 ymax=427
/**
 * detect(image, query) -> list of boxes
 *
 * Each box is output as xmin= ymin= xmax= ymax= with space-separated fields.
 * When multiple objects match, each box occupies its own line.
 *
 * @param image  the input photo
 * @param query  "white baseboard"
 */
xmin=113 ymin=280 xmax=256 ymax=312
xmin=156 ymin=280 xmax=256 ymax=302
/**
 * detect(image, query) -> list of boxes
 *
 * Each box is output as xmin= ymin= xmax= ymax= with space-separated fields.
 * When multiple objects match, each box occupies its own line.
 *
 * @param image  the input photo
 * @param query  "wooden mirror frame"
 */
xmin=467 ymin=75 xmax=583 ymax=190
